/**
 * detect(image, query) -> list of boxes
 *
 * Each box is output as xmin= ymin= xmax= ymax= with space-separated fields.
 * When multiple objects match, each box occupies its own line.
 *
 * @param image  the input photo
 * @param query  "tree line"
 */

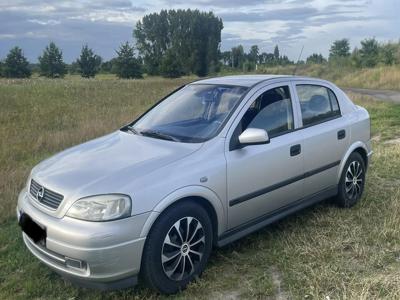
xmin=221 ymin=38 xmax=400 ymax=71
xmin=1 ymin=9 xmax=400 ymax=79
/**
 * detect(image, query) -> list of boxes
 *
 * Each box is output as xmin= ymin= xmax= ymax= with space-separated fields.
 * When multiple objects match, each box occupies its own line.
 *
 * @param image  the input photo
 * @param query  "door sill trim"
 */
xmin=217 ymin=185 xmax=338 ymax=247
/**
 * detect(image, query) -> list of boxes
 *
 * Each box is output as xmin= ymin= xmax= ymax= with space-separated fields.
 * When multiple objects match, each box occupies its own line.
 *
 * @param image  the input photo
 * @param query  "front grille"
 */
xmin=29 ymin=179 xmax=64 ymax=210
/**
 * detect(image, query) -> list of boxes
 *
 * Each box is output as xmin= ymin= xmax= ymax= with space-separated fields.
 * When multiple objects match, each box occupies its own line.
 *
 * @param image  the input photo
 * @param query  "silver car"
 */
xmin=17 ymin=75 xmax=372 ymax=294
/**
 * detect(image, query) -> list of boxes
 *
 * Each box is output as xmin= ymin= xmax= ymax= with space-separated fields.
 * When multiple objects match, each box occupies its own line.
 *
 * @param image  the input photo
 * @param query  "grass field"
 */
xmin=0 ymin=77 xmax=400 ymax=299
xmin=255 ymin=64 xmax=400 ymax=91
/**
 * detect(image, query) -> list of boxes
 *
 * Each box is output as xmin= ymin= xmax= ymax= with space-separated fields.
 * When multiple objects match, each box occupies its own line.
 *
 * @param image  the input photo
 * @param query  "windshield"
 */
xmin=129 ymin=84 xmax=248 ymax=142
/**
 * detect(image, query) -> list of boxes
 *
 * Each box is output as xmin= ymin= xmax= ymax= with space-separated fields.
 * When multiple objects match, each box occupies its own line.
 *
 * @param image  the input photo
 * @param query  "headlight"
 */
xmin=66 ymin=194 xmax=131 ymax=221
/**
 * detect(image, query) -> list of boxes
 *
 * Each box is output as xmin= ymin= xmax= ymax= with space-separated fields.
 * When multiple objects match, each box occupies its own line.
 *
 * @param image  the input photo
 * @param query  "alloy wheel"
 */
xmin=345 ymin=161 xmax=363 ymax=200
xmin=161 ymin=217 xmax=205 ymax=281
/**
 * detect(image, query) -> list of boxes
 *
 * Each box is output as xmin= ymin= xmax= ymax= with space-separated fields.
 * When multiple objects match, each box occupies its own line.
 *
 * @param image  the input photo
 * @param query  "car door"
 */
xmin=293 ymin=82 xmax=350 ymax=197
xmin=225 ymin=83 xmax=305 ymax=229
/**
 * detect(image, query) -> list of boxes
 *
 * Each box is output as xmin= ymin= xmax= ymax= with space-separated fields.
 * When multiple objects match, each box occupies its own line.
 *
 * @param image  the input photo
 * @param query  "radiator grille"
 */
xmin=29 ymin=179 xmax=64 ymax=210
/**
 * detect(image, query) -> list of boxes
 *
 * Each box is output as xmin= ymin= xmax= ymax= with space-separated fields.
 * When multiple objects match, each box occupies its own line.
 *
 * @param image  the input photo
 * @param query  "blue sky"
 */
xmin=0 ymin=0 xmax=399 ymax=63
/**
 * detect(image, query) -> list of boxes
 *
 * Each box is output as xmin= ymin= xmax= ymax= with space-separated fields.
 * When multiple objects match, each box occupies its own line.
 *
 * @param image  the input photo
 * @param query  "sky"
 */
xmin=0 ymin=0 xmax=399 ymax=63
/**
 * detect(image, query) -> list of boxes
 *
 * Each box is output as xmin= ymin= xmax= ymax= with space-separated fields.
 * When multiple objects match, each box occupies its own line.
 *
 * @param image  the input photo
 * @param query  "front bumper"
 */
xmin=17 ymin=189 xmax=151 ymax=289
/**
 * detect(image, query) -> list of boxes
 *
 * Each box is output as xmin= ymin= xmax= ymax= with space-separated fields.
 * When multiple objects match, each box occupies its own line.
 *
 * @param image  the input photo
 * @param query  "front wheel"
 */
xmin=141 ymin=201 xmax=213 ymax=294
xmin=335 ymin=152 xmax=366 ymax=208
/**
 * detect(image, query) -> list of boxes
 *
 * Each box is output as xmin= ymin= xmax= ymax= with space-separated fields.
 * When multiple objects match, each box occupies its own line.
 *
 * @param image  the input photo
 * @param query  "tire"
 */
xmin=141 ymin=201 xmax=213 ymax=294
xmin=335 ymin=152 xmax=366 ymax=208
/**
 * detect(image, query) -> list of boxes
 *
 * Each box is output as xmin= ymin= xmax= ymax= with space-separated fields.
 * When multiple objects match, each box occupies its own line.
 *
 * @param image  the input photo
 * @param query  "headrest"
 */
xmin=309 ymin=95 xmax=329 ymax=112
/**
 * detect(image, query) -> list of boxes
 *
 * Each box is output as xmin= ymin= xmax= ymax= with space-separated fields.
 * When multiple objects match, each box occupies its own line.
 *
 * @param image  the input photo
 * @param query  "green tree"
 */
xmin=76 ymin=45 xmax=102 ymax=78
xmin=306 ymin=53 xmax=327 ymax=64
xmin=279 ymin=55 xmax=292 ymax=66
xmin=259 ymin=52 xmax=275 ymax=65
xmin=231 ymin=45 xmax=244 ymax=69
xmin=351 ymin=47 xmax=362 ymax=68
xmin=160 ymin=48 xmax=184 ymax=78
xmin=134 ymin=9 xmax=223 ymax=77
xmin=220 ymin=51 xmax=232 ymax=66
xmin=379 ymin=43 xmax=397 ymax=65
xmin=0 ymin=61 xmax=3 ymax=77
xmin=329 ymin=39 xmax=350 ymax=59
xmin=3 ymin=46 xmax=31 ymax=78
xmin=248 ymin=45 xmax=259 ymax=64
xmin=273 ymin=45 xmax=280 ymax=61
xmin=68 ymin=62 xmax=79 ymax=75
xmin=359 ymin=38 xmax=379 ymax=67
xmin=100 ymin=58 xmax=117 ymax=74
xmin=38 ymin=42 xmax=67 ymax=78
xmin=114 ymin=42 xmax=143 ymax=79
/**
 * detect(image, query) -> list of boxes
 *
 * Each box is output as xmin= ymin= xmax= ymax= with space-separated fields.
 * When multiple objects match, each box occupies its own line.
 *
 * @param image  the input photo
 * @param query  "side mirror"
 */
xmin=238 ymin=128 xmax=269 ymax=146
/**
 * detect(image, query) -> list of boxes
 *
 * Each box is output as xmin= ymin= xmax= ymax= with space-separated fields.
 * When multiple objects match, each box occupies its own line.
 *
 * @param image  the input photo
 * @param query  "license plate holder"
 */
xmin=18 ymin=213 xmax=46 ymax=244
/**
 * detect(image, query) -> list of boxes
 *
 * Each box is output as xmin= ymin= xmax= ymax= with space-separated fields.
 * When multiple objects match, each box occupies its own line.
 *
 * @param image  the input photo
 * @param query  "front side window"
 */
xmin=240 ymin=86 xmax=294 ymax=138
xmin=296 ymin=85 xmax=341 ymax=126
xmin=131 ymin=84 xmax=248 ymax=142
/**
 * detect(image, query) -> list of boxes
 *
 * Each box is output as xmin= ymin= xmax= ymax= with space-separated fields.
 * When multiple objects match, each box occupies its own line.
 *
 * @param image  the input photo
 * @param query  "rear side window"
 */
xmin=296 ymin=85 xmax=341 ymax=126
xmin=241 ymin=86 xmax=294 ymax=138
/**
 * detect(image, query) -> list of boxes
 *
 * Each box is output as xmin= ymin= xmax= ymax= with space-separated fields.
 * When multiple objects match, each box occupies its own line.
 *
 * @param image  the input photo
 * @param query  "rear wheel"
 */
xmin=336 ymin=152 xmax=366 ymax=208
xmin=141 ymin=201 xmax=213 ymax=294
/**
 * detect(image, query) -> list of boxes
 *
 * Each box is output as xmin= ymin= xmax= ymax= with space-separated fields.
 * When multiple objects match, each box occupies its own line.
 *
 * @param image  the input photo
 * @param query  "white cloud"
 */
xmin=0 ymin=0 xmax=399 ymax=62
xmin=28 ymin=19 xmax=61 ymax=26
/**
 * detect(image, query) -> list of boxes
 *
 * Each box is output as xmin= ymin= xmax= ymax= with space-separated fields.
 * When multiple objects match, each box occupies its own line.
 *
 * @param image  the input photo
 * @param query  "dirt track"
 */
xmin=344 ymin=87 xmax=400 ymax=104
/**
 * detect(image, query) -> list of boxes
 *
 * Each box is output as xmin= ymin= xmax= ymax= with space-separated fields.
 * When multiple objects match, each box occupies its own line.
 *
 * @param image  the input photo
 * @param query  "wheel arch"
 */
xmin=140 ymin=186 xmax=226 ymax=245
xmin=338 ymin=141 xmax=369 ymax=182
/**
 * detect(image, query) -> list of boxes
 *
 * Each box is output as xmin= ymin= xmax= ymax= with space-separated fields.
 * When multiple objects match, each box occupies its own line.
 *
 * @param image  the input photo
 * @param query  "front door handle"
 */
xmin=337 ymin=129 xmax=346 ymax=140
xmin=290 ymin=144 xmax=301 ymax=156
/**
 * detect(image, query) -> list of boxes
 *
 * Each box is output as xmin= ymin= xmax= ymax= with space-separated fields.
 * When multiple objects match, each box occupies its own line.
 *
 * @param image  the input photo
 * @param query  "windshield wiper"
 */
xmin=122 ymin=125 xmax=140 ymax=135
xmin=140 ymin=130 xmax=180 ymax=142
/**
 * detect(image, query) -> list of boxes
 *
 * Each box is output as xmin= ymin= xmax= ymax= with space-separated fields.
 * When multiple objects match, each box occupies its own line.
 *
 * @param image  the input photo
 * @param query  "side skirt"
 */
xmin=217 ymin=185 xmax=338 ymax=247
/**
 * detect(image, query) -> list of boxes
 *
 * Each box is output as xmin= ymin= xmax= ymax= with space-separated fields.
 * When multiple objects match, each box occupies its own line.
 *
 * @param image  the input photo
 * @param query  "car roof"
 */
xmin=191 ymin=74 xmax=312 ymax=88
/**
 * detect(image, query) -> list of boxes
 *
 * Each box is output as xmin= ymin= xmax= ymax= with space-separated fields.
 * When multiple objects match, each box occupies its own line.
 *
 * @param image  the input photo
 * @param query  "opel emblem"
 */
xmin=36 ymin=187 xmax=45 ymax=201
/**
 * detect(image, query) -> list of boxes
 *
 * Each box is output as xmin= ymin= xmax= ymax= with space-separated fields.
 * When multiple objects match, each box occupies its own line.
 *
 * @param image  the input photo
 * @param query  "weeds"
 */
xmin=0 ymin=78 xmax=399 ymax=299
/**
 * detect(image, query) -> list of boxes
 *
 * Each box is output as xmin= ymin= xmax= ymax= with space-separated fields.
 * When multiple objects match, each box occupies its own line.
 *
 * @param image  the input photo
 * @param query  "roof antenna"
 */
xmin=292 ymin=45 xmax=304 ymax=76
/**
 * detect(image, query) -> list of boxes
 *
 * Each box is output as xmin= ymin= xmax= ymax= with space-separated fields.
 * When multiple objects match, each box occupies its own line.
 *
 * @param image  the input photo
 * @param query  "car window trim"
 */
xmin=228 ymin=84 xmax=296 ymax=150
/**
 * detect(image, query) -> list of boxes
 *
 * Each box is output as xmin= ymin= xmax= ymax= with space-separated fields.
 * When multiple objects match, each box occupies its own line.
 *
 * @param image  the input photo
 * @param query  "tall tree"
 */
xmin=329 ymin=39 xmax=350 ymax=59
xmin=3 ymin=47 xmax=31 ymax=78
xmin=248 ymin=45 xmax=259 ymax=64
xmin=114 ymin=42 xmax=143 ymax=79
xmin=134 ymin=9 xmax=223 ymax=77
xmin=273 ymin=45 xmax=280 ymax=61
xmin=38 ymin=42 xmax=67 ymax=78
xmin=76 ymin=45 xmax=102 ymax=78
xmin=359 ymin=38 xmax=379 ymax=67
xmin=231 ymin=45 xmax=244 ymax=69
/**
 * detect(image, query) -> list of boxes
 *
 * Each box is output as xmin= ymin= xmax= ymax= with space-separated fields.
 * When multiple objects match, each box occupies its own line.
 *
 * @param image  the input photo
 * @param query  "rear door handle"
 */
xmin=290 ymin=144 xmax=301 ymax=156
xmin=337 ymin=129 xmax=346 ymax=140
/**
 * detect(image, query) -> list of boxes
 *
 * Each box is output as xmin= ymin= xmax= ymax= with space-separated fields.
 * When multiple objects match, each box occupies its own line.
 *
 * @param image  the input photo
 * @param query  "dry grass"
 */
xmin=255 ymin=64 xmax=400 ymax=91
xmin=338 ymin=66 xmax=400 ymax=90
xmin=0 ymin=78 xmax=399 ymax=299
xmin=0 ymin=77 xmax=191 ymax=222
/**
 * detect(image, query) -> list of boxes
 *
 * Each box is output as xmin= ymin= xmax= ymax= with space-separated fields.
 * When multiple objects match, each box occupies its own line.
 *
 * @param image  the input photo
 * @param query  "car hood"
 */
xmin=31 ymin=130 xmax=203 ymax=202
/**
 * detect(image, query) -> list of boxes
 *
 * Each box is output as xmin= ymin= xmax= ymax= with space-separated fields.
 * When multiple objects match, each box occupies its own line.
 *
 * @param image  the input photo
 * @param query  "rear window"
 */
xmin=296 ymin=85 xmax=341 ymax=126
